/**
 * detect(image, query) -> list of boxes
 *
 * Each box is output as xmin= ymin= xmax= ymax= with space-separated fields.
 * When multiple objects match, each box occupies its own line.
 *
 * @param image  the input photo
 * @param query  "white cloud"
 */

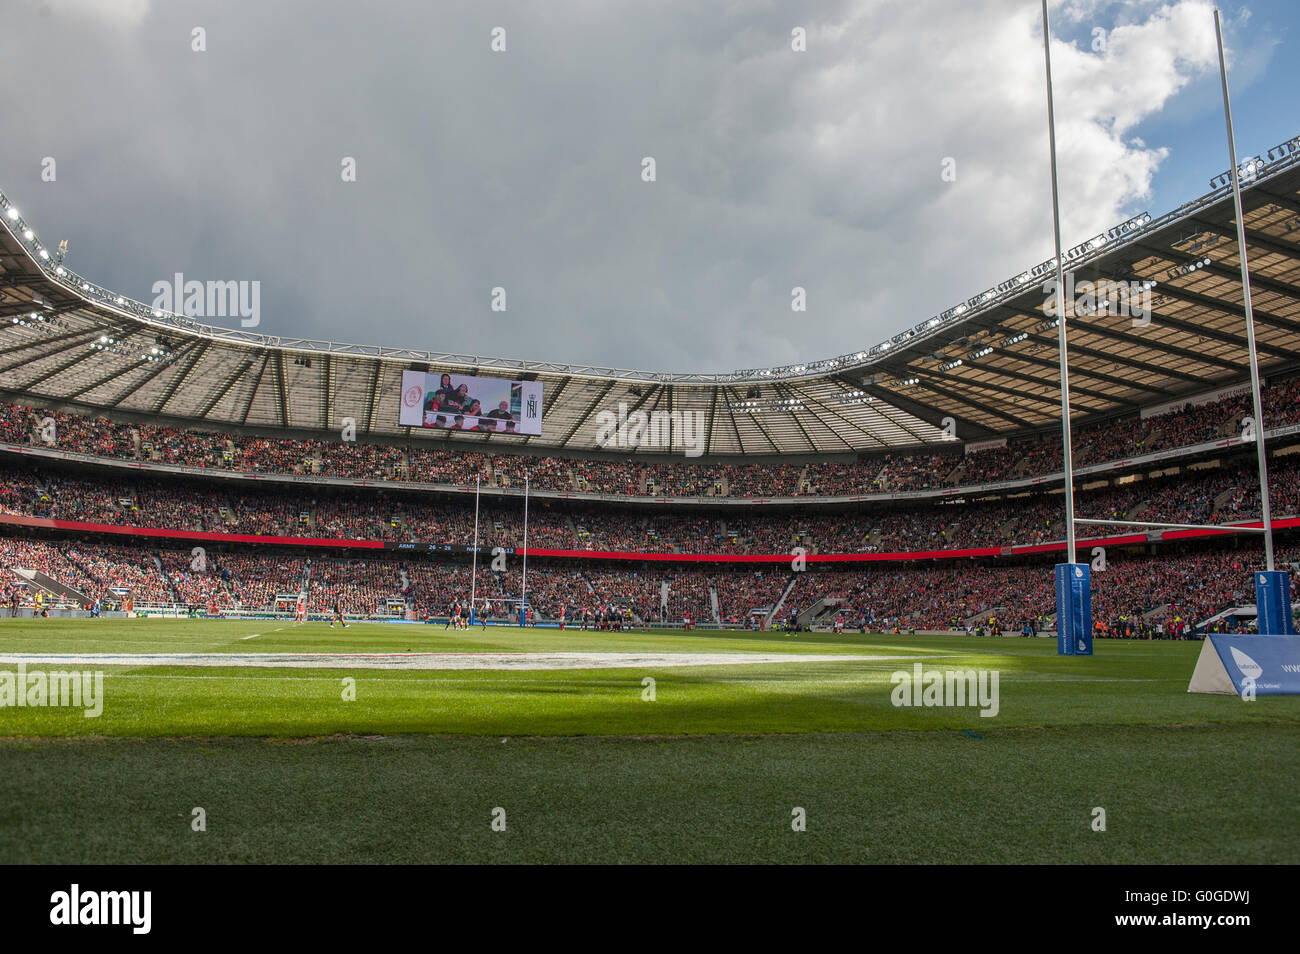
xmin=0 ymin=0 xmax=1242 ymax=373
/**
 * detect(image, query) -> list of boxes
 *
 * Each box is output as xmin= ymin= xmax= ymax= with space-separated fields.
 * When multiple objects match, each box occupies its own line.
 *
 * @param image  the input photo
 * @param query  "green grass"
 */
xmin=0 ymin=618 xmax=1294 ymax=736
xmin=2 ymin=727 xmax=1296 ymax=864
xmin=0 ymin=618 xmax=1295 ymax=862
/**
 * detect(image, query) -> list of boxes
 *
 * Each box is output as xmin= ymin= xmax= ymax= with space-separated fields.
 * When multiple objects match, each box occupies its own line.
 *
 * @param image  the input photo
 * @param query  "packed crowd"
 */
xmin=3 ymin=376 xmax=1297 ymax=499
xmin=772 ymin=546 xmax=1293 ymax=633
xmin=2 ymin=535 xmax=1290 ymax=634
xmin=2 ymin=448 xmax=1297 ymax=558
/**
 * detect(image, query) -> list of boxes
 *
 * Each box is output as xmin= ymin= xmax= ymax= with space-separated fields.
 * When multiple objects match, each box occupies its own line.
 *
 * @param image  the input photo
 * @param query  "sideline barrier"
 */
xmin=1188 ymin=633 xmax=1300 ymax=695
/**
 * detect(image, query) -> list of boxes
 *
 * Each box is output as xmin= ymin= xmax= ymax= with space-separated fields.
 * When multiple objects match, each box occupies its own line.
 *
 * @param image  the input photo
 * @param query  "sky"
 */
xmin=1 ymin=0 xmax=1296 ymax=376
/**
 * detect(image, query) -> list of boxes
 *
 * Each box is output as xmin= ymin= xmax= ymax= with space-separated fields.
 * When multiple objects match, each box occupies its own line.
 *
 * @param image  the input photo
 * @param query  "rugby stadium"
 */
xmin=2 ymin=5 xmax=1300 ymax=887
xmin=2 ymin=136 xmax=1299 ymax=866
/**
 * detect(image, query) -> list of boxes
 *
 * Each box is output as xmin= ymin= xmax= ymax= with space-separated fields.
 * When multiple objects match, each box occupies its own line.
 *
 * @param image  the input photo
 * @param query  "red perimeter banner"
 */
xmin=3 ymin=511 xmax=1294 ymax=563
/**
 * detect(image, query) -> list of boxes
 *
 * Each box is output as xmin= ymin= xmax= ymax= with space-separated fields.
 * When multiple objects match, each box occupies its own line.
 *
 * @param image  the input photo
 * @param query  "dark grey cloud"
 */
xmin=2 ymin=0 xmax=1225 ymax=374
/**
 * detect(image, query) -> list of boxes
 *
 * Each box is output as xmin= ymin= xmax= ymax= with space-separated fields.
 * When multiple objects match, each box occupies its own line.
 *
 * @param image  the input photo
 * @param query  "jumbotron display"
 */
xmin=399 ymin=369 xmax=544 ymax=435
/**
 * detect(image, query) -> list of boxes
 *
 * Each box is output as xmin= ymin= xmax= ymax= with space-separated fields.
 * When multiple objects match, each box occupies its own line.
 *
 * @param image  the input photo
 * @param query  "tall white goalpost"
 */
xmin=1039 ymin=3 xmax=1287 ymax=655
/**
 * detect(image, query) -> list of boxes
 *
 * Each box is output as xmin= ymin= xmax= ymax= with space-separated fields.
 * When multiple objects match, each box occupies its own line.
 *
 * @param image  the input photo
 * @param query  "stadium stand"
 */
xmin=3 ymin=373 xmax=1299 ymax=497
xmin=1 ymin=532 xmax=1288 ymax=635
xmin=2 ymin=156 xmax=1300 ymax=635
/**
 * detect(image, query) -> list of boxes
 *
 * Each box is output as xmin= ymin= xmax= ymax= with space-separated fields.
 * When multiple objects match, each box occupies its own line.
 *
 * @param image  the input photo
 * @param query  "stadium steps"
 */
xmin=1197 ymin=605 xmax=1255 ymax=631
xmin=765 ymin=576 xmax=799 ymax=628
xmin=11 ymin=567 xmax=90 ymax=606
xmin=1141 ymin=603 xmax=1170 ymax=621
xmin=796 ymin=598 xmax=840 ymax=628
xmin=812 ymin=605 xmax=843 ymax=628
xmin=863 ymin=461 xmax=886 ymax=490
xmin=1125 ymin=500 xmax=1151 ymax=521
xmin=1211 ymin=487 xmax=1240 ymax=515
xmin=961 ymin=606 xmax=1006 ymax=628
xmin=709 ymin=586 xmax=720 ymax=623
xmin=1191 ymin=599 xmax=1300 ymax=633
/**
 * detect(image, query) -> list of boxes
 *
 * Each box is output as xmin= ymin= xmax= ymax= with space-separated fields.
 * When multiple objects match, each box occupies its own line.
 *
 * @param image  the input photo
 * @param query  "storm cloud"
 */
xmin=2 ymin=0 xmax=1241 ymax=373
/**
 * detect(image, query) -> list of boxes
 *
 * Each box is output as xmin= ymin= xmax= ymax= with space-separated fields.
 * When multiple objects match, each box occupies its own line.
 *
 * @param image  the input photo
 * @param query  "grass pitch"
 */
xmin=0 ymin=618 xmax=1296 ymax=863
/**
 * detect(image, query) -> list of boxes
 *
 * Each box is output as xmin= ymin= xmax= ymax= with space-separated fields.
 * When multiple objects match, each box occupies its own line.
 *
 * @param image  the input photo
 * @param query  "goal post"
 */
xmin=1055 ymin=563 xmax=1092 ymax=656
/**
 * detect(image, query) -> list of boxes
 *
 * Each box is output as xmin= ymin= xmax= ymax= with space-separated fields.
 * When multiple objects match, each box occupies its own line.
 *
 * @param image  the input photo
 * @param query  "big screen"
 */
xmin=399 ymin=370 xmax=544 ymax=436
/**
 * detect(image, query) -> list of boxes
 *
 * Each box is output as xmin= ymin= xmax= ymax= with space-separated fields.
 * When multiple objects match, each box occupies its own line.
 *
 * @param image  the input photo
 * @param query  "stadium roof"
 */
xmin=2 ymin=132 xmax=1299 ymax=456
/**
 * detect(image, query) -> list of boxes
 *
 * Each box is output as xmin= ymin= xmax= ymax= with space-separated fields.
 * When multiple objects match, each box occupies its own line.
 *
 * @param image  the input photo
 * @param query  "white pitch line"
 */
xmin=0 ymin=651 xmax=946 ymax=672
xmin=240 ymin=633 xmax=260 ymax=640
